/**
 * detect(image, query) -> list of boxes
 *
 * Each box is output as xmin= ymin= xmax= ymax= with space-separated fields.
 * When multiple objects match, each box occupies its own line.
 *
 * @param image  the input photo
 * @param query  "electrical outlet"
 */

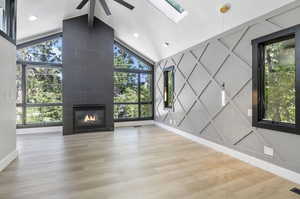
xmin=264 ymin=146 xmax=274 ymax=157
xmin=248 ymin=109 xmax=252 ymax=117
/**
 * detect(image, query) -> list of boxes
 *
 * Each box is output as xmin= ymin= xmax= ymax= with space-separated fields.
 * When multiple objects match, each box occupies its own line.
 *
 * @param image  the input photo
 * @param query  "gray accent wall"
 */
xmin=155 ymin=2 xmax=300 ymax=174
xmin=63 ymin=15 xmax=114 ymax=135
xmin=0 ymin=36 xmax=16 ymax=162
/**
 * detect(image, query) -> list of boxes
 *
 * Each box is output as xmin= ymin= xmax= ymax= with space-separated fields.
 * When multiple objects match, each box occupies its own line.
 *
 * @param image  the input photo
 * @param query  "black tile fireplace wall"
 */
xmin=63 ymin=15 xmax=114 ymax=135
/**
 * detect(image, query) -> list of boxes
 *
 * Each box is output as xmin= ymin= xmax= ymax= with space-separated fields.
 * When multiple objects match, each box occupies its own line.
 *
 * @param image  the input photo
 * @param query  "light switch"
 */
xmin=248 ymin=109 xmax=252 ymax=117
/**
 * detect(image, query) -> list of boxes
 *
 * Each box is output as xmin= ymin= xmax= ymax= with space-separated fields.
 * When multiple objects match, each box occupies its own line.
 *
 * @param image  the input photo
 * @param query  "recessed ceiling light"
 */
xmin=28 ymin=16 xmax=38 ymax=21
xmin=133 ymin=33 xmax=139 ymax=38
xmin=163 ymin=42 xmax=170 ymax=47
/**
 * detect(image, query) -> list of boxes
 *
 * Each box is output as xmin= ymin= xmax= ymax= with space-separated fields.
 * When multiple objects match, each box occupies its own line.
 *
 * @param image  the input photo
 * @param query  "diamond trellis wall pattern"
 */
xmin=155 ymin=3 xmax=300 ymax=174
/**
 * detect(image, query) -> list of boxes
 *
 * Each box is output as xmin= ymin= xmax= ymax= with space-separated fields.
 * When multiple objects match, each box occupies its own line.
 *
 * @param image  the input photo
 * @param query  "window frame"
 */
xmin=0 ymin=0 xmax=16 ymax=43
xmin=113 ymin=41 xmax=154 ymax=122
xmin=252 ymin=24 xmax=300 ymax=135
xmin=16 ymin=34 xmax=63 ymax=128
xmin=163 ymin=66 xmax=174 ymax=109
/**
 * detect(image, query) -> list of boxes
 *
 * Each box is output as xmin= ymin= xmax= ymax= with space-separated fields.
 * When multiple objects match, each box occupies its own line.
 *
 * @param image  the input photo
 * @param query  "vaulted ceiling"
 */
xmin=17 ymin=0 xmax=296 ymax=61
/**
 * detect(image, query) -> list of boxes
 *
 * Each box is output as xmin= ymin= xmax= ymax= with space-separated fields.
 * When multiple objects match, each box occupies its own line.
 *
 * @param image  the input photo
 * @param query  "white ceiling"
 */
xmin=17 ymin=0 xmax=296 ymax=62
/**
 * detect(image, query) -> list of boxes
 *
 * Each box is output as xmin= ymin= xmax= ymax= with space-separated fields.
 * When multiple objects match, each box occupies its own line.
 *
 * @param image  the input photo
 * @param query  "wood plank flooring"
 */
xmin=0 ymin=126 xmax=299 ymax=199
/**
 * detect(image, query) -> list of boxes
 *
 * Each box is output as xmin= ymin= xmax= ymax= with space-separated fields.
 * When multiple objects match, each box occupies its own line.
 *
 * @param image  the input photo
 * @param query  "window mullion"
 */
xmin=22 ymin=64 xmax=27 ymax=125
xmin=295 ymin=31 xmax=300 ymax=129
xmin=138 ymin=73 xmax=141 ymax=119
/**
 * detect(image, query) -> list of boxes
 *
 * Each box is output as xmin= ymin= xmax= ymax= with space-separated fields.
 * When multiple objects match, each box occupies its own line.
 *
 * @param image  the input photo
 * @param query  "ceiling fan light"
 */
xmin=220 ymin=4 xmax=231 ymax=14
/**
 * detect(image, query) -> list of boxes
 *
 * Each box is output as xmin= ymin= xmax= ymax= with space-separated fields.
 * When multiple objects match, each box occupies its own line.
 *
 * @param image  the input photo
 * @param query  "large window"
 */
xmin=252 ymin=25 xmax=300 ymax=135
xmin=163 ymin=66 xmax=174 ymax=108
xmin=113 ymin=42 xmax=154 ymax=121
xmin=0 ymin=0 xmax=16 ymax=42
xmin=16 ymin=35 xmax=63 ymax=127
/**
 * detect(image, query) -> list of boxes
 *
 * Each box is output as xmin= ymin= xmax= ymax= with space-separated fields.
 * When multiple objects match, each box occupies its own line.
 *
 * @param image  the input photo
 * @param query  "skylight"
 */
xmin=147 ymin=0 xmax=188 ymax=23
xmin=165 ymin=0 xmax=185 ymax=14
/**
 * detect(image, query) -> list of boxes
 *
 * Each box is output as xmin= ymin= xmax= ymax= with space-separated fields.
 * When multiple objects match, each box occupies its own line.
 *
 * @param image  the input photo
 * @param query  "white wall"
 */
xmin=0 ymin=36 xmax=17 ymax=171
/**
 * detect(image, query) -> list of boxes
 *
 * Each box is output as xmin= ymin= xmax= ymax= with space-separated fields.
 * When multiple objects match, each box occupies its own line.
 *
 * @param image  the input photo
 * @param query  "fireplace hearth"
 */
xmin=73 ymin=104 xmax=106 ymax=133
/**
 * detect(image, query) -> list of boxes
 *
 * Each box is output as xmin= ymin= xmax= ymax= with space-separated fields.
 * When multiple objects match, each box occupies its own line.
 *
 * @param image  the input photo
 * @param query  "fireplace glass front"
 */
xmin=73 ymin=104 xmax=105 ymax=133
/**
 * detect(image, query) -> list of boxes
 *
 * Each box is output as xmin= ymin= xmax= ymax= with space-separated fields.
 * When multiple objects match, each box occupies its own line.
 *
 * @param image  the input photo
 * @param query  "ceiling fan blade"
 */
xmin=113 ymin=0 xmax=134 ymax=10
xmin=98 ymin=0 xmax=111 ymax=16
xmin=76 ymin=0 xmax=89 ymax=9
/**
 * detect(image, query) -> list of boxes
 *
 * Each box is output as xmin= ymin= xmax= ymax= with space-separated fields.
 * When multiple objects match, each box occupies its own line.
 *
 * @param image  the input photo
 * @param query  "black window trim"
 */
xmin=17 ymin=32 xmax=63 ymax=50
xmin=113 ymin=41 xmax=154 ymax=122
xmin=0 ymin=0 xmax=16 ymax=44
xmin=163 ymin=65 xmax=175 ymax=109
xmin=252 ymin=24 xmax=300 ymax=135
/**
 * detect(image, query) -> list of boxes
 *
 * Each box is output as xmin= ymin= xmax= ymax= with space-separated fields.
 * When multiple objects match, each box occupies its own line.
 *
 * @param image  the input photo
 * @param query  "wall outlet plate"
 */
xmin=248 ymin=109 xmax=252 ymax=117
xmin=264 ymin=146 xmax=274 ymax=157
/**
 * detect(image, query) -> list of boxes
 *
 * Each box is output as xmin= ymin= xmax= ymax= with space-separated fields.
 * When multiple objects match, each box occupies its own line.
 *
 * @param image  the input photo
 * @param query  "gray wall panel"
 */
xmin=188 ymin=65 xmax=210 ymax=95
xmin=155 ymin=3 xmax=300 ymax=173
xmin=201 ymin=41 xmax=228 ymax=75
xmin=201 ymin=124 xmax=223 ymax=144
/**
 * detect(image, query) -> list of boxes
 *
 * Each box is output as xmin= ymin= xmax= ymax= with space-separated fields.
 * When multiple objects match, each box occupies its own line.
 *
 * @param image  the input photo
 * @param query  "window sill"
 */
xmin=253 ymin=120 xmax=300 ymax=135
xmin=17 ymin=122 xmax=63 ymax=129
xmin=115 ymin=120 xmax=154 ymax=127
xmin=114 ymin=117 xmax=154 ymax=122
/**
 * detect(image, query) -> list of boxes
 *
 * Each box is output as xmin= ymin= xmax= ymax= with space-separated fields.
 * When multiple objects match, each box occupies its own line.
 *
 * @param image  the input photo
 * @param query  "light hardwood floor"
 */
xmin=0 ymin=126 xmax=299 ymax=199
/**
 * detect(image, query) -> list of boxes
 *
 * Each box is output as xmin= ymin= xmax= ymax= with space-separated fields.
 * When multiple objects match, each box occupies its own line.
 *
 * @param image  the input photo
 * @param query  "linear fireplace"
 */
xmin=73 ymin=104 xmax=106 ymax=133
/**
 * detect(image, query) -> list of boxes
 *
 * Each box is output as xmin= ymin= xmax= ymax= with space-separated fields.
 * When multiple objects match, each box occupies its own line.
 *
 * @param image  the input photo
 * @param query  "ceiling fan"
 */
xmin=76 ymin=0 xmax=135 ymax=27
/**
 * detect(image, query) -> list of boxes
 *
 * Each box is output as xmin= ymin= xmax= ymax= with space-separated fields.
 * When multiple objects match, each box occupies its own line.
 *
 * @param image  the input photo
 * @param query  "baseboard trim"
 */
xmin=17 ymin=126 xmax=62 ymax=135
xmin=0 ymin=150 xmax=18 ymax=172
xmin=155 ymin=121 xmax=300 ymax=185
xmin=115 ymin=120 xmax=154 ymax=128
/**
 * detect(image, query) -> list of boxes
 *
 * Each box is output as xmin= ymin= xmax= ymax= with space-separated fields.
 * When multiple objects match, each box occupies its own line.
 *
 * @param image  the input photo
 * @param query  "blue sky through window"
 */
xmin=113 ymin=43 xmax=152 ymax=71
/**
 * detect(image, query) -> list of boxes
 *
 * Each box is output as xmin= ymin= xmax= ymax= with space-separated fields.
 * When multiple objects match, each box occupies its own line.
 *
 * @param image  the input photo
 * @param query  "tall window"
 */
xmin=113 ymin=42 xmax=154 ymax=121
xmin=252 ymin=25 xmax=300 ymax=135
xmin=0 ymin=0 xmax=16 ymax=42
xmin=16 ymin=35 xmax=63 ymax=127
xmin=163 ymin=66 xmax=174 ymax=108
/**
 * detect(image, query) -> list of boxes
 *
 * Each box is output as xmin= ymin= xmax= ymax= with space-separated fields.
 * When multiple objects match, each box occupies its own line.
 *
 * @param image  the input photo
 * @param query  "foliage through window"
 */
xmin=263 ymin=38 xmax=295 ymax=124
xmin=163 ymin=66 xmax=174 ymax=108
xmin=113 ymin=42 xmax=154 ymax=121
xmin=16 ymin=35 xmax=63 ymax=127
xmin=252 ymin=25 xmax=300 ymax=135
xmin=17 ymin=37 xmax=62 ymax=64
xmin=26 ymin=67 xmax=62 ymax=104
